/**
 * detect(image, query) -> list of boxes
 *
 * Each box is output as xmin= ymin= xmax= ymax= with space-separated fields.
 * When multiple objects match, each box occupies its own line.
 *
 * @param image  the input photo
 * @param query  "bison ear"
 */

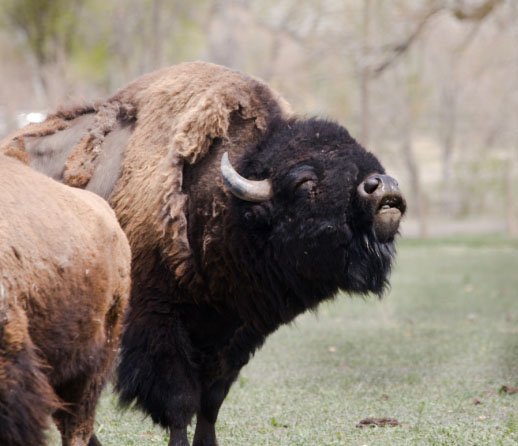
xmin=171 ymin=88 xmax=270 ymax=165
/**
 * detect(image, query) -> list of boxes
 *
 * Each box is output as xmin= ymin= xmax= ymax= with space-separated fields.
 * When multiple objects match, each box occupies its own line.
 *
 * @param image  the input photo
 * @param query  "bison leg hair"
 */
xmin=51 ymin=291 xmax=125 ymax=446
xmin=0 ymin=307 xmax=60 ymax=446
xmin=116 ymin=301 xmax=201 ymax=430
xmin=168 ymin=428 xmax=190 ymax=446
xmin=52 ymin=369 xmax=107 ymax=446
xmin=192 ymin=324 xmax=269 ymax=446
xmin=193 ymin=376 xmax=237 ymax=446
xmin=192 ymin=416 xmax=217 ymax=446
xmin=88 ymin=434 xmax=102 ymax=446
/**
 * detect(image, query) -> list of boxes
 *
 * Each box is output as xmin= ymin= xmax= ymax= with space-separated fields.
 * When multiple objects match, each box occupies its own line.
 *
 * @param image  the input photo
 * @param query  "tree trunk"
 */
xmin=504 ymin=150 xmax=517 ymax=236
xmin=400 ymin=61 xmax=428 ymax=238
xmin=439 ymin=81 xmax=458 ymax=214
xmin=401 ymin=120 xmax=428 ymax=238
xmin=440 ymin=86 xmax=457 ymax=185
xmin=359 ymin=0 xmax=371 ymax=147
xmin=149 ymin=0 xmax=164 ymax=70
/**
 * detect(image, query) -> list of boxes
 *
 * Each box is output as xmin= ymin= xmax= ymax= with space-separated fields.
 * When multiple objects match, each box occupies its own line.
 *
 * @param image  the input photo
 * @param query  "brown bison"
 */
xmin=1 ymin=61 xmax=406 ymax=446
xmin=0 ymin=155 xmax=131 ymax=446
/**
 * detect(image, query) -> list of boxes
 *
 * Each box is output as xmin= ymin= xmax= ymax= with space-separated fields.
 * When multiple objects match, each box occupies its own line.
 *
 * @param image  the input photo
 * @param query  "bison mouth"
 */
xmin=357 ymin=173 xmax=406 ymax=243
xmin=374 ymin=194 xmax=406 ymax=242
xmin=377 ymin=194 xmax=406 ymax=216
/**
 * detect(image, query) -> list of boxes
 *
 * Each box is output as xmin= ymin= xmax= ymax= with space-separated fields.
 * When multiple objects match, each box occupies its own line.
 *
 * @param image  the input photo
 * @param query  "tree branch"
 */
xmin=371 ymin=0 xmax=504 ymax=78
xmin=452 ymin=0 xmax=503 ymax=21
xmin=371 ymin=5 xmax=443 ymax=78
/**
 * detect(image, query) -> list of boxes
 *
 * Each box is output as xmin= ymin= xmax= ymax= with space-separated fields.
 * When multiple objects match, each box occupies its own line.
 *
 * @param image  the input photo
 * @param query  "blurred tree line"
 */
xmin=0 ymin=0 xmax=517 ymax=237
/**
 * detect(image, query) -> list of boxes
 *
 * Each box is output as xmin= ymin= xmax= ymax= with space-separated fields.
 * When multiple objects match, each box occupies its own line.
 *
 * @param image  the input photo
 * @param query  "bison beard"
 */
xmin=0 ymin=62 xmax=406 ymax=446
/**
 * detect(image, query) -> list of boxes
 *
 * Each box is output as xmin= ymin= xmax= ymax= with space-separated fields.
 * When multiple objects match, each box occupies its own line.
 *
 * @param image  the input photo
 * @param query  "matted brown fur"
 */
xmin=0 ymin=61 xmax=291 ymax=291
xmin=108 ymin=62 xmax=291 ymax=290
xmin=0 ymin=155 xmax=131 ymax=446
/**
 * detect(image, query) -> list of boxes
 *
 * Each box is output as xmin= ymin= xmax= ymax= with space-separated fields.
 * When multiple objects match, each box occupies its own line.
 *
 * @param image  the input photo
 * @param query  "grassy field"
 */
xmin=51 ymin=236 xmax=518 ymax=445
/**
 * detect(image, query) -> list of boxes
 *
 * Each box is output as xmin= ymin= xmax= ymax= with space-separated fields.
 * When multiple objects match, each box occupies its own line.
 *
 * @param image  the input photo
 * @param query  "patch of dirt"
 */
xmin=499 ymin=385 xmax=518 ymax=395
xmin=356 ymin=417 xmax=401 ymax=428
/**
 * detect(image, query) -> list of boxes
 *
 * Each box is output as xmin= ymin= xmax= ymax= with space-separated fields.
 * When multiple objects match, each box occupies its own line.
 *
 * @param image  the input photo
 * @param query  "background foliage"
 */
xmin=0 ymin=0 xmax=517 ymax=232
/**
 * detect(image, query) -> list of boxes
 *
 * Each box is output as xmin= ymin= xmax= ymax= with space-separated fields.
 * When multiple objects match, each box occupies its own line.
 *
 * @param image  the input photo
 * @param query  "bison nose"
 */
xmin=359 ymin=174 xmax=400 ymax=198
xmin=357 ymin=173 xmax=406 ymax=216
xmin=358 ymin=173 xmax=406 ymax=242
xmin=358 ymin=174 xmax=405 ymax=214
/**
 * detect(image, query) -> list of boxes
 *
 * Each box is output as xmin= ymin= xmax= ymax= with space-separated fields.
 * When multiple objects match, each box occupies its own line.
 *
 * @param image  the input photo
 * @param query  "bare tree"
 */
xmin=1 ymin=0 xmax=85 ymax=106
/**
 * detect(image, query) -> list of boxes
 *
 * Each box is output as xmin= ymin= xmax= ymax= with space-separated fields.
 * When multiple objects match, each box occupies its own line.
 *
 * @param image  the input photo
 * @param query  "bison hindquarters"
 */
xmin=0 ymin=155 xmax=131 ymax=446
xmin=0 ymin=304 xmax=60 ymax=446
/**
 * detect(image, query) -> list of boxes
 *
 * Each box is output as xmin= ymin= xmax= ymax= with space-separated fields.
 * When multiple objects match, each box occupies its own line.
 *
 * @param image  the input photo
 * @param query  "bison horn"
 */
xmin=220 ymin=152 xmax=273 ymax=202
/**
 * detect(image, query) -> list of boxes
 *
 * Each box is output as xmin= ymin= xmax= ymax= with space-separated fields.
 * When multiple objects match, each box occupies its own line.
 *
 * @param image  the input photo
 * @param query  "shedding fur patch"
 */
xmin=0 ymin=61 xmax=291 ymax=288
xmin=107 ymin=62 xmax=290 ymax=287
xmin=0 ymin=115 xmax=70 ymax=164
xmin=62 ymin=101 xmax=128 ymax=187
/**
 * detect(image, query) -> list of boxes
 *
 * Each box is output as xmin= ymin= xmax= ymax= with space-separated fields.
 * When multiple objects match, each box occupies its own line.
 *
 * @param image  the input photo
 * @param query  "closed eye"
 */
xmin=288 ymin=165 xmax=318 ymax=192
xmin=294 ymin=175 xmax=317 ymax=190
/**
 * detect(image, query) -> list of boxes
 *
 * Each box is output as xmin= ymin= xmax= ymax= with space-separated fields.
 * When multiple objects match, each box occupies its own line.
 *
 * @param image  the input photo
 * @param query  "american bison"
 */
xmin=0 ymin=155 xmax=131 ymax=446
xmin=1 ymin=61 xmax=406 ymax=446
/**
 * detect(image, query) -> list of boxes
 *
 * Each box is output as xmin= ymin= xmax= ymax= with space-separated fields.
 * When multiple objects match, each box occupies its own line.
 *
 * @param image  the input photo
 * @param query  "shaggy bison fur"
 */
xmin=0 ymin=155 xmax=131 ymax=446
xmin=0 ymin=61 xmax=406 ymax=446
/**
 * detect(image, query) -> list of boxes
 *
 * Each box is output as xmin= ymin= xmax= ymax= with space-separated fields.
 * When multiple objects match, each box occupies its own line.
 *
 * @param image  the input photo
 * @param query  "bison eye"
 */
xmin=294 ymin=175 xmax=317 ymax=190
xmin=291 ymin=174 xmax=318 ymax=201
xmin=288 ymin=165 xmax=318 ymax=193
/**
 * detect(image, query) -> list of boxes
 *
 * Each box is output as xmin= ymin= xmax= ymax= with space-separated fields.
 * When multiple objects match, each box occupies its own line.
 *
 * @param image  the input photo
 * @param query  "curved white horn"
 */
xmin=220 ymin=152 xmax=272 ymax=202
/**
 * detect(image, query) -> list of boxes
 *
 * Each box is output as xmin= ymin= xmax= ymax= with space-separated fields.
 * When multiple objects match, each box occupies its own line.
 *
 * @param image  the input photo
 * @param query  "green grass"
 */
xmin=50 ymin=235 xmax=518 ymax=445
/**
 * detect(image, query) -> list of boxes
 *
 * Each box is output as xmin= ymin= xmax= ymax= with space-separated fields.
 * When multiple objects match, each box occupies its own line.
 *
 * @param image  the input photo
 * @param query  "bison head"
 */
xmin=221 ymin=117 xmax=406 ymax=302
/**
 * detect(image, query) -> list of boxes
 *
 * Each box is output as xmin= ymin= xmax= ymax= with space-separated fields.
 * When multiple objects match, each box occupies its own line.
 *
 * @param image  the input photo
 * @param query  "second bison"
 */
xmin=1 ymin=62 xmax=406 ymax=446
xmin=0 ymin=155 xmax=131 ymax=446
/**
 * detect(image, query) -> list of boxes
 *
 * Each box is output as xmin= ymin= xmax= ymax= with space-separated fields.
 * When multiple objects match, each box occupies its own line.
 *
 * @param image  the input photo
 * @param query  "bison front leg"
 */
xmin=193 ymin=375 xmax=237 ymax=446
xmin=193 ymin=324 xmax=267 ymax=446
xmin=168 ymin=428 xmax=190 ymax=446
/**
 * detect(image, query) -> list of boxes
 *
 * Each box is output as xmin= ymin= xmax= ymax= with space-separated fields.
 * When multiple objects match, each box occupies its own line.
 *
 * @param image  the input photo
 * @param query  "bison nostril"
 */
xmin=363 ymin=177 xmax=380 ymax=194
